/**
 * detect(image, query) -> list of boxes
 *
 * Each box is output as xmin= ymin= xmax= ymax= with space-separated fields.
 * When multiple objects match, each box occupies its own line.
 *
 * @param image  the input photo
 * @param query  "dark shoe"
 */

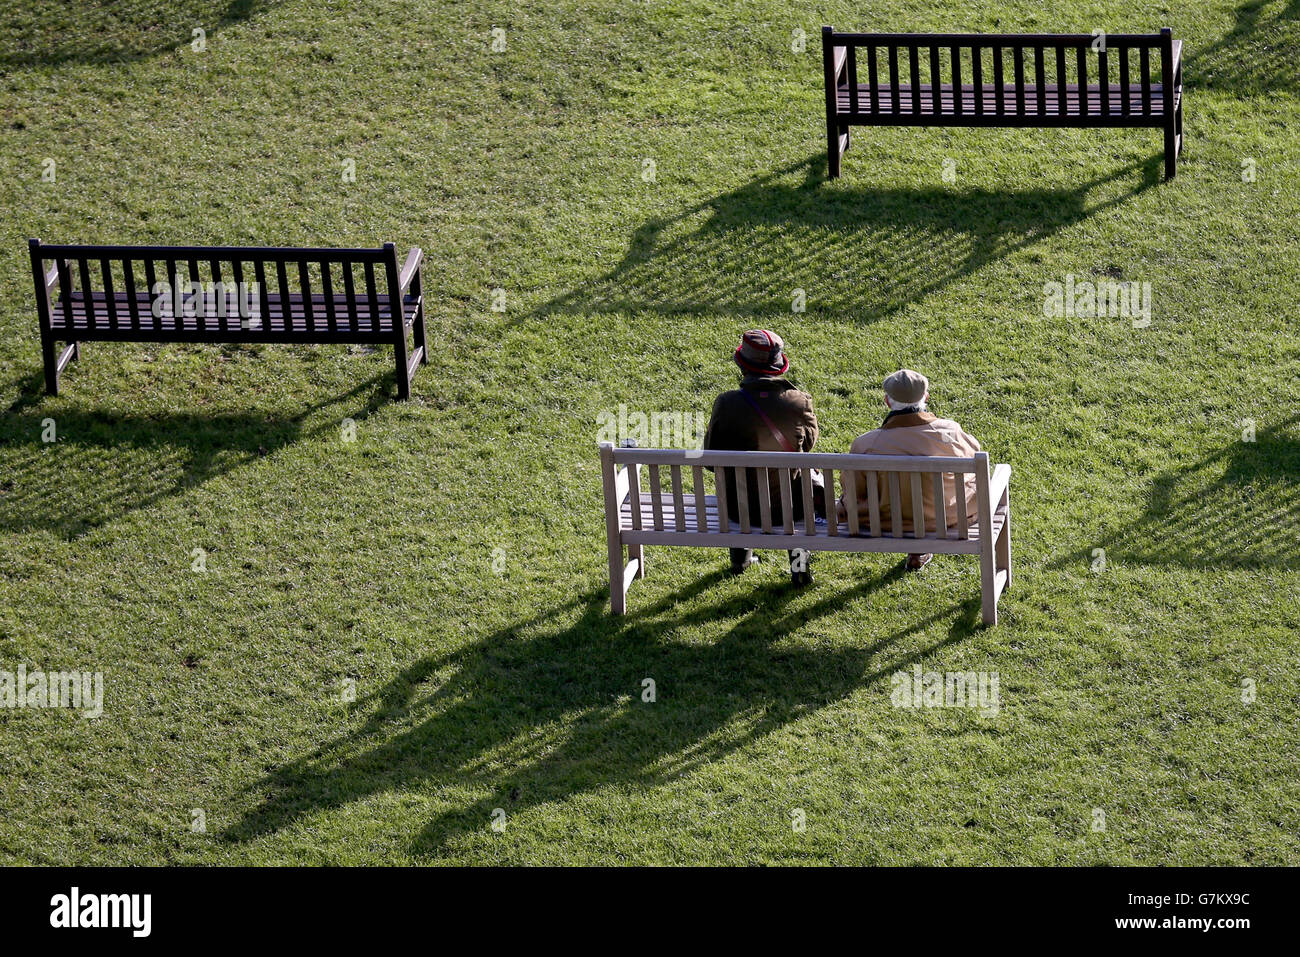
xmin=790 ymin=569 xmax=814 ymax=587
xmin=729 ymin=552 xmax=760 ymax=575
xmin=904 ymin=553 xmax=933 ymax=572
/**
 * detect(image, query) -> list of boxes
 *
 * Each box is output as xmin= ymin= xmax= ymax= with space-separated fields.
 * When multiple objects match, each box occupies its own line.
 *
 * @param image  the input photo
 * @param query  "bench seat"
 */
xmin=836 ymin=83 xmax=1179 ymax=122
xmin=47 ymin=290 xmax=420 ymax=339
xmin=619 ymin=493 xmax=1006 ymax=555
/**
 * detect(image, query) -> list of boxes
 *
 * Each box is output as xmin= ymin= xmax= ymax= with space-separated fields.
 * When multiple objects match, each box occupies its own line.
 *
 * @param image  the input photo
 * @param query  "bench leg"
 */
xmin=826 ymin=119 xmax=842 ymax=179
xmin=629 ymin=543 xmax=645 ymax=579
xmin=609 ymin=539 xmax=627 ymax=615
xmin=979 ymin=531 xmax=1000 ymax=627
xmin=40 ymin=331 xmax=58 ymax=396
xmin=411 ymin=272 xmax=428 ymax=366
xmin=1164 ymin=122 xmax=1177 ymax=180
xmin=997 ymin=506 xmax=1012 ymax=590
xmin=393 ymin=333 xmax=411 ymax=400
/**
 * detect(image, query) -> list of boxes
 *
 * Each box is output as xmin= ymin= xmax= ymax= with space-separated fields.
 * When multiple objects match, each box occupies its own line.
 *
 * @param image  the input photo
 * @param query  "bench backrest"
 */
xmin=28 ymin=239 xmax=404 ymax=338
xmin=601 ymin=443 xmax=995 ymax=543
xmin=823 ymin=26 xmax=1176 ymax=121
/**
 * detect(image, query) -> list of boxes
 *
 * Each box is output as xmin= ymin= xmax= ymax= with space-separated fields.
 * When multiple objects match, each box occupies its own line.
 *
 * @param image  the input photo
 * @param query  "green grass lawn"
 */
xmin=1 ymin=0 xmax=1298 ymax=865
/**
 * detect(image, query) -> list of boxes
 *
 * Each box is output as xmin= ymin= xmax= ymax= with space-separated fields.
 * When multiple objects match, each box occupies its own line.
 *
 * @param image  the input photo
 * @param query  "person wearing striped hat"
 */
xmin=703 ymin=329 xmax=820 ymax=586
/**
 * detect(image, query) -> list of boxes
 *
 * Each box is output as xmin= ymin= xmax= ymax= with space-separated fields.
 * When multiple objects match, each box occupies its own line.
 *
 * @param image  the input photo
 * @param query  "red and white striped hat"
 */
xmin=734 ymin=329 xmax=790 ymax=375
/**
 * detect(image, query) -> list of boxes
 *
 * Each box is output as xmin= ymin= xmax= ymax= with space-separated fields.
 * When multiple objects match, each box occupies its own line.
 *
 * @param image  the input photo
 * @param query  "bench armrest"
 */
xmin=398 ymin=246 xmax=423 ymax=296
xmin=988 ymin=463 xmax=1011 ymax=507
xmin=1170 ymin=40 xmax=1182 ymax=75
xmin=832 ymin=45 xmax=847 ymax=84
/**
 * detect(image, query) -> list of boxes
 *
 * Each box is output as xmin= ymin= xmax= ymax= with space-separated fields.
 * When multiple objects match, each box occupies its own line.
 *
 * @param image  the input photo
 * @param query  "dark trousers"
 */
xmin=720 ymin=467 xmax=811 ymax=572
xmin=730 ymin=546 xmax=810 ymax=571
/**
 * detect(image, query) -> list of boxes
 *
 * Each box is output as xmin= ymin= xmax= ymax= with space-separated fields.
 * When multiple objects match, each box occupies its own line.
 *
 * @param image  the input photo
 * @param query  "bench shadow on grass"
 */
xmin=535 ymin=153 xmax=1161 ymax=323
xmin=1188 ymin=0 xmax=1300 ymax=97
xmin=1058 ymin=414 xmax=1300 ymax=571
xmin=0 ymin=367 xmax=391 ymax=540
xmin=0 ymin=0 xmax=276 ymax=67
xmin=225 ymin=568 xmax=982 ymax=858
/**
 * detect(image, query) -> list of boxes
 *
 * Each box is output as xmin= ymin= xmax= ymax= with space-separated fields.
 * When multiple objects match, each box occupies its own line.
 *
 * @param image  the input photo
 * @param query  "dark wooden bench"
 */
xmin=27 ymin=239 xmax=427 ymax=399
xmin=822 ymin=26 xmax=1184 ymax=179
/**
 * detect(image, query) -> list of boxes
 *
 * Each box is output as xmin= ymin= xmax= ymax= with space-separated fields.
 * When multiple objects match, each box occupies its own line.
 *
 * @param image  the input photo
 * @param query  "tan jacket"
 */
xmin=836 ymin=411 xmax=981 ymax=534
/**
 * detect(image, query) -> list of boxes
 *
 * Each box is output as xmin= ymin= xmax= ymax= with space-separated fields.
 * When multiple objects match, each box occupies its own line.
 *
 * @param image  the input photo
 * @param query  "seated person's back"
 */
xmin=838 ymin=369 xmax=981 ymax=538
xmin=704 ymin=329 xmax=819 ymax=584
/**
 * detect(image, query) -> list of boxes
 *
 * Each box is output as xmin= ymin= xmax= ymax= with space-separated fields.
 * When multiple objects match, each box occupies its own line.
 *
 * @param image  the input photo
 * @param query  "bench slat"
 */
xmin=273 ymin=261 xmax=290 ymax=331
xmin=254 ymin=260 xmax=270 ymax=329
xmin=123 ymin=259 xmax=142 ymax=329
xmin=1013 ymin=45 xmax=1025 ymax=114
xmin=694 ymin=465 xmax=708 ymax=533
xmin=993 ymin=45 xmax=1005 ymax=116
xmin=1098 ymin=47 xmax=1109 ymax=117
xmin=298 ymin=262 xmax=315 ymax=332
xmin=321 ymin=260 xmax=338 ymax=333
xmin=848 ymin=46 xmax=859 ymax=114
xmin=100 ymin=259 xmax=119 ymax=329
xmin=716 ymin=467 xmax=730 ymax=532
xmin=1035 ymin=47 xmax=1046 ymax=113
xmin=188 ymin=259 xmax=204 ymax=333
xmin=844 ymin=469 xmax=860 ymax=536
xmin=933 ymin=472 xmax=949 ymax=539
xmin=868 ymin=45 xmax=879 ymax=113
xmin=143 ymin=259 xmax=158 ymax=307
xmin=930 ymin=45 xmax=942 ymax=117
xmin=735 ymin=466 xmax=751 ymax=533
xmin=649 ymin=464 xmax=665 ymax=531
xmin=778 ymin=468 xmax=795 ymax=535
xmin=971 ymin=45 xmax=983 ymax=115
xmin=802 ymin=467 xmax=817 ymax=535
xmin=910 ymin=472 xmax=926 ymax=539
xmin=1119 ymin=45 xmax=1131 ymax=116
xmin=1076 ymin=47 xmax=1088 ymax=116
xmin=341 ymin=260 xmax=357 ymax=323
xmin=56 ymin=259 xmax=74 ymax=325
xmin=629 ymin=464 xmax=643 ymax=531
xmin=757 ymin=467 xmax=773 ymax=533
xmin=888 ymin=471 xmax=904 ymax=538
xmin=230 ymin=259 xmax=246 ymax=331
xmin=888 ymin=46 xmax=901 ymax=114
xmin=866 ymin=470 xmax=882 ymax=537
xmin=951 ymin=45 xmax=962 ymax=115
xmin=1140 ymin=47 xmax=1151 ymax=113
xmin=670 ymin=465 xmax=685 ymax=532
xmin=909 ymin=46 xmax=921 ymax=115
xmin=1057 ymin=47 xmax=1067 ymax=116
xmin=957 ymin=476 xmax=970 ymax=539
xmin=364 ymin=262 xmax=381 ymax=334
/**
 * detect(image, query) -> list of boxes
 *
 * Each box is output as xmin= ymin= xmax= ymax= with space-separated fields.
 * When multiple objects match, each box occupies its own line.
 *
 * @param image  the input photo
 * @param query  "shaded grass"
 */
xmin=0 ymin=0 xmax=1297 ymax=865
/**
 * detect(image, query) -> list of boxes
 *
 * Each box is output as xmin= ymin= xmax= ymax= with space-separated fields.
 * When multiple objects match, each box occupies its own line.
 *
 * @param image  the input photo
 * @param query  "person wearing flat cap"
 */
xmin=704 ymin=329 xmax=819 ymax=585
xmin=837 ymin=369 xmax=982 ymax=572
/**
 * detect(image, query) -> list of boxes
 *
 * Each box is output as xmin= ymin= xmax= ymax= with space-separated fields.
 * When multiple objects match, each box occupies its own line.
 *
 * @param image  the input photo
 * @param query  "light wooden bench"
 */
xmin=600 ymin=443 xmax=1012 ymax=625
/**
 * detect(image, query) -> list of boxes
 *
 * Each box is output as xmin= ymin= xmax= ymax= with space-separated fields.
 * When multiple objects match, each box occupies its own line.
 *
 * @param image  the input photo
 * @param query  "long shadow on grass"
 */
xmin=0 ymin=368 xmax=391 ymax=539
xmin=0 ymin=0 xmax=276 ymax=67
xmin=226 ymin=568 xmax=983 ymax=856
xmin=1055 ymin=413 xmax=1300 ymax=571
xmin=1188 ymin=0 xmax=1300 ymax=97
xmin=535 ymin=153 xmax=1160 ymax=322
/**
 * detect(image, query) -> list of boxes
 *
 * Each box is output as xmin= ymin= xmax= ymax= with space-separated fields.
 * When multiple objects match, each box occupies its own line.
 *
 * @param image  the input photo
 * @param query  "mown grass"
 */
xmin=0 ymin=0 xmax=1297 ymax=865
